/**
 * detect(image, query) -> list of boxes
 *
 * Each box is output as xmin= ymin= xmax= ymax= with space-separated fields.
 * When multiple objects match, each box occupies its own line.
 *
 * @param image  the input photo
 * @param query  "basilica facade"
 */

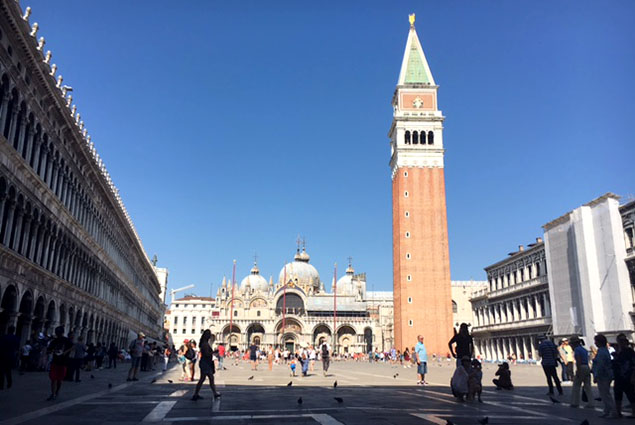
xmin=201 ymin=248 xmax=393 ymax=354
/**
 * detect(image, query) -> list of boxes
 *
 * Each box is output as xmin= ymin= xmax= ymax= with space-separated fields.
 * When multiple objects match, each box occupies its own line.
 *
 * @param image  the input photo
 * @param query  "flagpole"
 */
xmin=333 ymin=262 xmax=337 ymax=355
xmin=282 ymin=265 xmax=287 ymax=347
xmin=228 ymin=260 xmax=236 ymax=347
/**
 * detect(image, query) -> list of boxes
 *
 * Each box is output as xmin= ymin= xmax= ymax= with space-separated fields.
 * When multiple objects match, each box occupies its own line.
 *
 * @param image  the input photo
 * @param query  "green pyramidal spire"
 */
xmin=397 ymin=17 xmax=435 ymax=85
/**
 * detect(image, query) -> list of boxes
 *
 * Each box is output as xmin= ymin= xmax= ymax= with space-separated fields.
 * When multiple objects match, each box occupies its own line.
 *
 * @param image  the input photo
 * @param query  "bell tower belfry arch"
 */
xmin=389 ymin=14 xmax=453 ymax=355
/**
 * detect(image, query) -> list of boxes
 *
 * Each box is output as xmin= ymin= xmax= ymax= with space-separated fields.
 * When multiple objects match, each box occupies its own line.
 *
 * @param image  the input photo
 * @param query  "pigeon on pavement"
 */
xmin=151 ymin=378 xmax=157 ymax=383
xmin=108 ymin=383 xmax=112 ymax=389
xmin=248 ymin=376 xmax=254 ymax=380
xmin=393 ymin=374 xmax=399 ymax=379
xmin=333 ymin=381 xmax=337 ymax=388
xmin=478 ymin=417 xmax=489 ymax=425
xmin=297 ymin=397 xmax=303 ymax=405
xmin=167 ymin=380 xmax=173 ymax=383
xmin=287 ymin=381 xmax=293 ymax=386
xmin=90 ymin=374 xmax=95 ymax=379
xmin=580 ymin=420 xmax=590 ymax=425
xmin=334 ymin=397 xmax=343 ymax=404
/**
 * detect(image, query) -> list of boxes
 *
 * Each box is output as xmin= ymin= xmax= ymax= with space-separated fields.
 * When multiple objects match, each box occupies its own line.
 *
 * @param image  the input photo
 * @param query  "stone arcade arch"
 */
xmin=16 ymin=290 xmax=33 ymax=342
xmin=312 ymin=324 xmax=332 ymax=347
xmin=336 ymin=325 xmax=356 ymax=354
xmin=221 ymin=324 xmax=241 ymax=350
xmin=246 ymin=323 xmax=265 ymax=346
xmin=0 ymin=284 xmax=18 ymax=334
xmin=31 ymin=295 xmax=46 ymax=337
xmin=364 ymin=327 xmax=373 ymax=353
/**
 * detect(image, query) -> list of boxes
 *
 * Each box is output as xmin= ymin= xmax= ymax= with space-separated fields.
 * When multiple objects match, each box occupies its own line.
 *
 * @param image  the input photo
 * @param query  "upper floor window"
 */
xmin=452 ymin=300 xmax=458 ymax=313
xmin=428 ymin=131 xmax=434 ymax=145
xmin=404 ymin=131 xmax=411 ymax=145
xmin=412 ymin=131 xmax=419 ymax=144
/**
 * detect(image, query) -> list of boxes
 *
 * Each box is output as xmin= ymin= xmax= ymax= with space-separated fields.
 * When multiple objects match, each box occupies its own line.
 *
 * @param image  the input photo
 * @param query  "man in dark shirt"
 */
xmin=47 ymin=326 xmax=73 ymax=400
xmin=249 ymin=344 xmax=259 ymax=371
xmin=0 ymin=325 xmax=19 ymax=390
xmin=538 ymin=336 xmax=563 ymax=395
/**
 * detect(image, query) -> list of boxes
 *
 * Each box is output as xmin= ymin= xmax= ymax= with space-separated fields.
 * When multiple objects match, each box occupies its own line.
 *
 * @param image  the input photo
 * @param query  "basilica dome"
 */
xmin=240 ymin=263 xmax=268 ymax=292
xmin=336 ymin=264 xmax=357 ymax=296
xmin=279 ymin=248 xmax=320 ymax=290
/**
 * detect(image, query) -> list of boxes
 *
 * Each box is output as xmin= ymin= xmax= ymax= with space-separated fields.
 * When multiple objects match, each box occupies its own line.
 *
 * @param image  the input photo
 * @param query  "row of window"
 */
xmin=172 ymin=316 xmax=207 ymax=325
xmin=488 ymin=261 xmax=545 ymax=292
xmin=0 ymin=173 xmax=158 ymax=327
xmin=0 ymin=55 xmax=158 ymax=306
xmin=404 ymin=130 xmax=434 ymax=145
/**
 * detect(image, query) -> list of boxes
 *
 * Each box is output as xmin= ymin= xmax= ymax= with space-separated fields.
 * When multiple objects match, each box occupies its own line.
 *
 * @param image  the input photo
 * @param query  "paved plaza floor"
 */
xmin=0 ymin=359 xmax=627 ymax=424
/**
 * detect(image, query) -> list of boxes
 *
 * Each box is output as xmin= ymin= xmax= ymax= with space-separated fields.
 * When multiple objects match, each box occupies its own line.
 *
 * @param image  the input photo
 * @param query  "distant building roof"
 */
xmin=174 ymin=296 xmax=215 ymax=302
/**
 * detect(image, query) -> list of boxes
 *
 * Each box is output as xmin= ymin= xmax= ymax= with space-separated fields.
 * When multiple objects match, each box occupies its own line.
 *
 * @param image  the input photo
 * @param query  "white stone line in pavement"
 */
xmin=142 ymin=400 xmax=177 ymax=423
xmin=169 ymin=390 xmax=188 ymax=397
xmin=420 ymin=388 xmax=574 ymax=422
xmin=83 ymin=401 xmax=161 ymax=405
xmin=164 ymin=413 xmax=344 ymax=423
xmin=0 ymin=382 xmax=131 ymax=425
xmin=410 ymin=413 xmax=446 ymax=425
xmin=311 ymin=413 xmax=345 ymax=425
xmin=212 ymin=397 xmax=221 ymax=412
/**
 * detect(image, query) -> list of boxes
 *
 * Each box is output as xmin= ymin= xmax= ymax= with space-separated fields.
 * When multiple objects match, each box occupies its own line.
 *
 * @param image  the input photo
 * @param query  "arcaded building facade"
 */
xmin=390 ymin=15 xmax=453 ymax=355
xmin=0 ymin=2 xmax=164 ymax=346
xmin=470 ymin=240 xmax=552 ymax=361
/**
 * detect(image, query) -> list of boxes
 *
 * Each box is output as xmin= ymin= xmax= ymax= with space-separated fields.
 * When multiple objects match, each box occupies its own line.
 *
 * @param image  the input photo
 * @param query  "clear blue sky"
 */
xmin=26 ymin=1 xmax=634 ymax=296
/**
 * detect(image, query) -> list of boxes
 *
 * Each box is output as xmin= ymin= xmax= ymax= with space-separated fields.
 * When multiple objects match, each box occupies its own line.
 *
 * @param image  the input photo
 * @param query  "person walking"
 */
xmin=217 ymin=343 xmax=225 ymax=370
xmin=188 ymin=340 xmax=198 ymax=381
xmin=249 ymin=342 xmax=258 ymax=371
xmin=561 ymin=338 xmax=574 ymax=382
xmin=127 ymin=332 xmax=145 ymax=381
xmin=46 ymin=326 xmax=73 ymax=401
xmin=415 ymin=335 xmax=428 ymax=385
xmin=570 ymin=336 xmax=594 ymax=408
xmin=107 ymin=343 xmax=118 ymax=369
xmin=613 ymin=333 xmax=635 ymax=418
xmin=163 ymin=345 xmax=171 ymax=372
xmin=448 ymin=323 xmax=474 ymax=365
xmin=320 ymin=340 xmax=331 ymax=377
xmin=592 ymin=334 xmax=617 ymax=418
xmin=71 ymin=337 xmax=86 ymax=382
xmin=191 ymin=330 xmax=221 ymax=401
xmin=0 ymin=325 xmax=19 ymax=390
xmin=537 ymin=336 xmax=563 ymax=396
xmin=267 ymin=346 xmax=274 ymax=371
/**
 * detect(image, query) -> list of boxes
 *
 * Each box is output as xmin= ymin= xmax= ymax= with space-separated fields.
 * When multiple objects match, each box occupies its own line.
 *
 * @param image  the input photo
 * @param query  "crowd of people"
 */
xmin=0 ymin=325 xmax=173 ymax=399
xmin=537 ymin=332 xmax=635 ymax=419
xmin=2 ymin=321 xmax=635 ymax=420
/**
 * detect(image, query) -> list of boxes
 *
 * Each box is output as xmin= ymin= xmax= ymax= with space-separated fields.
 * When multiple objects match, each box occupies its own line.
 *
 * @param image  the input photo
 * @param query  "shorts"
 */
xmin=417 ymin=362 xmax=427 ymax=375
xmin=250 ymin=355 xmax=257 ymax=361
xmin=131 ymin=356 xmax=142 ymax=368
xmin=49 ymin=364 xmax=66 ymax=381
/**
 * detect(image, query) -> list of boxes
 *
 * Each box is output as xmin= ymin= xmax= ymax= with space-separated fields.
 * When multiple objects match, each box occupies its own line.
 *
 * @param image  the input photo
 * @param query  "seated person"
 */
xmin=493 ymin=362 xmax=513 ymax=390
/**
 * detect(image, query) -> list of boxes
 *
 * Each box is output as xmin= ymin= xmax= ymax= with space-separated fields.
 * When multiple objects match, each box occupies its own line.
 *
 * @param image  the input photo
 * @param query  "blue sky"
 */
xmin=26 ymin=1 xmax=634 ymax=296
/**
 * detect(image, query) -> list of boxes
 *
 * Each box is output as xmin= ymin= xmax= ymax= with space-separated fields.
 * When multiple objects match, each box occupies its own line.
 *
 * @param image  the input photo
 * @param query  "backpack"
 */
xmin=321 ymin=344 xmax=329 ymax=357
xmin=184 ymin=347 xmax=195 ymax=360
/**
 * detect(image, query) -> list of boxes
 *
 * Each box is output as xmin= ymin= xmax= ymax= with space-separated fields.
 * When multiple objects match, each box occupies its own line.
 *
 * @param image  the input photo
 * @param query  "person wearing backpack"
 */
xmin=320 ymin=341 xmax=331 ymax=377
xmin=127 ymin=332 xmax=145 ymax=382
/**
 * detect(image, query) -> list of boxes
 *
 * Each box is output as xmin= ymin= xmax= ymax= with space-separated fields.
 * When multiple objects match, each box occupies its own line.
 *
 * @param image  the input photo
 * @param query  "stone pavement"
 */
xmin=0 ymin=359 xmax=627 ymax=424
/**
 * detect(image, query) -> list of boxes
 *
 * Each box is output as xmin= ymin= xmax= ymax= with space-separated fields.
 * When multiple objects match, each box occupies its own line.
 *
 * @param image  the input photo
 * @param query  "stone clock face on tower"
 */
xmin=400 ymin=92 xmax=436 ymax=111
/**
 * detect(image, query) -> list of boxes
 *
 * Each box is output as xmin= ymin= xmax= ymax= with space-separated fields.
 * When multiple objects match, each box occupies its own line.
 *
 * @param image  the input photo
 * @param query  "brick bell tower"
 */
xmin=389 ymin=14 xmax=452 ymax=356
